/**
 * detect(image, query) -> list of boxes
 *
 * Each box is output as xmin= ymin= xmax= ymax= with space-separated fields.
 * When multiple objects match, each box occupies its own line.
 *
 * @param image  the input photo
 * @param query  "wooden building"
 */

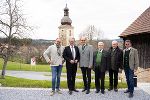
xmin=119 ymin=7 xmax=150 ymax=69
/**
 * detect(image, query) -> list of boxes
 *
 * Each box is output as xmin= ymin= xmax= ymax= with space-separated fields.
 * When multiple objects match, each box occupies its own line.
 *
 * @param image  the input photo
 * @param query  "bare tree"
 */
xmin=79 ymin=25 xmax=104 ymax=42
xmin=0 ymin=0 xmax=32 ymax=78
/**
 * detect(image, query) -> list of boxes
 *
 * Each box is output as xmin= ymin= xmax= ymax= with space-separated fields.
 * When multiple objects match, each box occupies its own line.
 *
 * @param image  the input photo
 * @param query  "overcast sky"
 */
xmin=22 ymin=0 xmax=150 ymax=40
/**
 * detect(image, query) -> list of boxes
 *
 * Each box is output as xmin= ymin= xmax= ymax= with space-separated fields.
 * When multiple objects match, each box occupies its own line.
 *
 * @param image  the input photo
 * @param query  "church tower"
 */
xmin=58 ymin=4 xmax=74 ymax=46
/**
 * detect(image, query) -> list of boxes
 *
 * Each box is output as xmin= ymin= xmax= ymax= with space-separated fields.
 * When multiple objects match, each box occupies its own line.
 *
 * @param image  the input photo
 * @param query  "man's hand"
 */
xmin=62 ymin=60 xmax=65 ymax=64
xmin=74 ymin=60 xmax=78 ymax=63
xmin=88 ymin=66 xmax=92 ymax=69
xmin=48 ymin=61 xmax=51 ymax=65
xmin=70 ymin=60 xmax=75 ymax=64
xmin=119 ymin=68 xmax=122 ymax=73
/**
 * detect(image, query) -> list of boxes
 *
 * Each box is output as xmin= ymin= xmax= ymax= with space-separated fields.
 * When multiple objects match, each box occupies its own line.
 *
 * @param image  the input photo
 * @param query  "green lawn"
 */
xmin=0 ymin=58 xmax=127 ymax=89
xmin=0 ymin=58 xmax=82 ymax=73
xmin=0 ymin=76 xmax=127 ymax=89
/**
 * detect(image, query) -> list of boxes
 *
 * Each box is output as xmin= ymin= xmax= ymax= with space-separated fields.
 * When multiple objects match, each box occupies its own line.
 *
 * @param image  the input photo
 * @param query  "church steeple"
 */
xmin=59 ymin=4 xmax=74 ymax=46
xmin=61 ymin=4 xmax=72 ymax=25
xmin=64 ymin=4 xmax=69 ymax=16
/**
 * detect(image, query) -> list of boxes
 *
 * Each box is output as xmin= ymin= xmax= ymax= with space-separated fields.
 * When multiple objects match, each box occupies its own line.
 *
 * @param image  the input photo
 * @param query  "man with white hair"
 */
xmin=93 ymin=42 xmax=108 ymax=94
xmin=108 ymin=40 xmax=123 ymax=92
xmin=63 ymin=37 xmax=80 ymax=95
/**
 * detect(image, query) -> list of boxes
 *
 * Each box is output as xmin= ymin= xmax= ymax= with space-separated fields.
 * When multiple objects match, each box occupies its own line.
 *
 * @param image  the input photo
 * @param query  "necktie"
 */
xmin=71 ymin=46 xmax=75 ymax=60
xmin=82 ymin=45 xmax=85 ymax=50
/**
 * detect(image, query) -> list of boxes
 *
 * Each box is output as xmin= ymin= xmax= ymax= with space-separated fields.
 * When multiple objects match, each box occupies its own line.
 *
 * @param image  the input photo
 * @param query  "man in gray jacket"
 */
xmin=43 ymin=38 xmax=64 ymax=96
xmin=78 ymin=36 xmax=93 ymax=94
xmin=123 ymin=40 xmax=139 ymax=98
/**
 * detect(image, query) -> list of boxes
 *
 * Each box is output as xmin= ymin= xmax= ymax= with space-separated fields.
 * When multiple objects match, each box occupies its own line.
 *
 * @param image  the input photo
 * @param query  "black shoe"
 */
xmin=124 ymin=90 xmax=130 ymax=93
xmin=95 ymin=90 xmax=100 ymax=93
xmin=101 ymin=90 xmax=105 ymax=94
xmin=108 ymin=88 xmax=113 ymax=91
xmin=68 ymin=90 xmax=72 ymax=95
xmin=73 ymin=89 xmax=79 ymax=92
xmin=82 ymin=89 xmax=87 ymax=92
xmin=129 ymin=93 xmax=133 ymax=98
xmin=86 ymin=90 xmax=90 ymax=94
xmin=114 ymin=88 xmax=118 ymax=92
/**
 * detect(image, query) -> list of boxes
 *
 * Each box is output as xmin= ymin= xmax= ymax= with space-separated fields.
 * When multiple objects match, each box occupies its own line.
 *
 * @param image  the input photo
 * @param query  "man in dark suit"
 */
xmin=63 ymin=37 xmax=80 ymax=95
xmin=108 ymin=40 xmax=123 ymax=92
xmin=93 ymin=42 xmax=108 ymax=94
xmin=123 ymin=40 xmax=139 ymax=98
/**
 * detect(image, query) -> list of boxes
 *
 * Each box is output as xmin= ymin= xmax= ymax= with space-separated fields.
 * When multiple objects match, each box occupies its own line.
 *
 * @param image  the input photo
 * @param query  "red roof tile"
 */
xmin=120 ymin=7 xmax=150 ymax=37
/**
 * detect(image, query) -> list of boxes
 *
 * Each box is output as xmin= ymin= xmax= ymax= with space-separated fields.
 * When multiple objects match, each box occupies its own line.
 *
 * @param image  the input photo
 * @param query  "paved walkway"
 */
xmin=5 ymin=70 xmax=95 ymax=82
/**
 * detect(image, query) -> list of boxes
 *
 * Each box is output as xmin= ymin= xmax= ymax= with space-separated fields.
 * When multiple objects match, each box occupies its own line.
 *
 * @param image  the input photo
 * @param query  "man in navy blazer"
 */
xmin=63 ymin=37 xmax=80 ymax=95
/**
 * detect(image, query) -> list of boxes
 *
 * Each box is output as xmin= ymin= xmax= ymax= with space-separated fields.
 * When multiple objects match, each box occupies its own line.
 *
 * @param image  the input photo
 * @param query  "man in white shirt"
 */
xmin=63 ymin=37 xmax=80 ymax=95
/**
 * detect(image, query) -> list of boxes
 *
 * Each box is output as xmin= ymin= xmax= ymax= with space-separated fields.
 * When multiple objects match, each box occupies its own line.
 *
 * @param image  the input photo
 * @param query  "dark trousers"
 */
xmin=81 ymin=67 xmax=91 ymax=90
xmin=66 ymin=64 xmax=77 ymax=91
xmin=109 ymin=69 xmax=118 ymax=88
xmin=124 ymin=67 xmax=134 ymax=93
xmin=95 ymin=68 xmax=105 ymax=91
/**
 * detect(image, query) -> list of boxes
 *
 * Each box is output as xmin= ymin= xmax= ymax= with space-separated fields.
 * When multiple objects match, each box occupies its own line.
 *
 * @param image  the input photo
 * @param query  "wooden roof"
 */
xmin=120 ymin=6 xmax=150 ymax=37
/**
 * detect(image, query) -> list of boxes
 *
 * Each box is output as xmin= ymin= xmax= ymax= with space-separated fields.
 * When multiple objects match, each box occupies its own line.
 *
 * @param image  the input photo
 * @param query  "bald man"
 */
xmin=108 ymin=40 xmax=123 ymax=92
xmin=78 ymin=36 xmax=93 ymax=94
xmin=93 ymin=42 xmax=108 ymax=94
xmin=43 ymin=38 xmax=64 ymax=96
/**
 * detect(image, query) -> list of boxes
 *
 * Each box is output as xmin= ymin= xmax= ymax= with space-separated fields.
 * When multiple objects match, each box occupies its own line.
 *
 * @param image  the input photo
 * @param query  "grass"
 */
xmin=0 ymin=58 xmax=83 ymax=73
xmin=0 ymin=58 xmax=127 ymax=88
xmin=0 ymin=76 xmax=127 ymax=89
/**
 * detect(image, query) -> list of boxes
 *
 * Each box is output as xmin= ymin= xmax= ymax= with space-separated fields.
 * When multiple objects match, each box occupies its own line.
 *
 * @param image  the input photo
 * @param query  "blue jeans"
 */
xmin=51 ymin=65 xmax=62 ymax=91
xmin=124 ymin=67 xmax=134 ymax=93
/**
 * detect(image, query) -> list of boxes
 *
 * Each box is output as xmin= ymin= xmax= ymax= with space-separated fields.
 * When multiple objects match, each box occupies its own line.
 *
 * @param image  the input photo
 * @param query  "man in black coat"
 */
xmin=108 ymin=40 xmax=123 ymax=92
xmin=93 ymin=42 xmax=108 ymax=94
xmin=63 ymin=37 xmax=80 ymax=95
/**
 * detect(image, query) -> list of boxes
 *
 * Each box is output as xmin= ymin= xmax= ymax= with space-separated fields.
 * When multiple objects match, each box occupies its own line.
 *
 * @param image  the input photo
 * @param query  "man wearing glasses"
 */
xmin=78 ymin=36 xmax=93 ymax=94
xmin=123 ymin=40 xmax=139 ymax=98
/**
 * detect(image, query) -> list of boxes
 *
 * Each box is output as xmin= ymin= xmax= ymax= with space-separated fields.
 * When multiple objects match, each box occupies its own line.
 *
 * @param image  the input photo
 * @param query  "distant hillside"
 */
xmin=31 ymin=39 xmax=54 ymax=46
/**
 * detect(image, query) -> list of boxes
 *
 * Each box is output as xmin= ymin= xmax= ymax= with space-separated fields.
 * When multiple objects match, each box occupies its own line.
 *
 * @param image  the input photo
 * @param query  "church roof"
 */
xmin=120 ymin=6 xmax=150 ymax=37
xmin=61 ymin=4 xmax=72 ymax=25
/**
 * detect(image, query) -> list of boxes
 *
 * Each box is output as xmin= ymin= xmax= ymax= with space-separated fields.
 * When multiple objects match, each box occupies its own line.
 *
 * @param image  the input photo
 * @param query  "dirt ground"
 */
xmin=118 ymin=68 xmax=150 ymax=83
xmin=137 ymin=68 xmax=150 ymax=82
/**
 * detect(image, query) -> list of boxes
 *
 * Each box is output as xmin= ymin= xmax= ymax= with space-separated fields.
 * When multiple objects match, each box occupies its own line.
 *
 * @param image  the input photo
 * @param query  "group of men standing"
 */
xmin=43 ymin=37 xmax=139 ymax=98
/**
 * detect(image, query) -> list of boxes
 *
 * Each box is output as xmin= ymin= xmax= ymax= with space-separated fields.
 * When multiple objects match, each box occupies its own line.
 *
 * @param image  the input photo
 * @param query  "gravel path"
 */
xmin=0 ymin=87 xmax=150 ymax=100
xmin=1 ymin=70 xmax=150 ymax=100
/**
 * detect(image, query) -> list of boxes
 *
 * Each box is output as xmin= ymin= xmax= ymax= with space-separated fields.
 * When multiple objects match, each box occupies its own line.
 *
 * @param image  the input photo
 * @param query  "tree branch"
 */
xmin=0 ymin=30 xmax=8 ymax=37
